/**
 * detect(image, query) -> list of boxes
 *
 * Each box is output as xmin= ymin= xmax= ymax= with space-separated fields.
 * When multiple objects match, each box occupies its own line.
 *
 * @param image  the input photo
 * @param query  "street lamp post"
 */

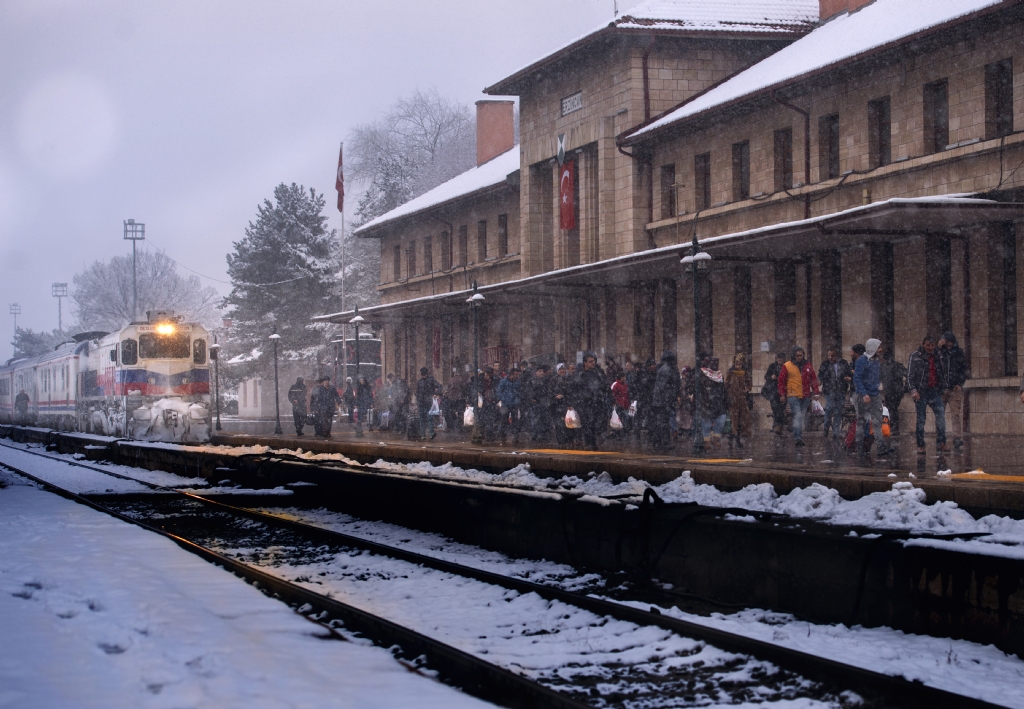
xmin=51 ymin=283 xmax=67 ymax=333
xmin=269 ymin=331 xmax=282 ymax=435
xmin=681 ymin=233 xmax=712 ymax=455
xmin=466 ymin=283 xmax=485 ymax=445
xmin=349 ymin=308 xmax=364 ymax=382
xmin=209 ymin=339 xmax=222 ymax=431
xmin=123 ymin=219 xmax=145 ymax=322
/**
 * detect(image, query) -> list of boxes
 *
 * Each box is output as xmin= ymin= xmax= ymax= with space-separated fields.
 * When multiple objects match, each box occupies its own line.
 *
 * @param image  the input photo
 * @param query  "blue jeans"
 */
xmin=701 ymin=413 xmax=726 ymax=437
xmin=787 ymin=396 xmax=810 ymax=441
xmin=823 ymin=392 xmax=844 ymax=435
xmin=915 ymin=389 xmax=946 ymax=447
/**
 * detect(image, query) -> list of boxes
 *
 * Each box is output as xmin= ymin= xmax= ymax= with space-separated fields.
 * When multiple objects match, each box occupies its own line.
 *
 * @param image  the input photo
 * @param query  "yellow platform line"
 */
xmin=950 ymin=472 xmax=1024 ymax=483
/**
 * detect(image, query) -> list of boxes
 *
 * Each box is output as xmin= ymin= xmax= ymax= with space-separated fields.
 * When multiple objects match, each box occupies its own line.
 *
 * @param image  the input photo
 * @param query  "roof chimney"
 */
xmin=819 ymin=0 xmax=874 ymax=21
xmin=475 ymin=100 xmax=515 ymax=166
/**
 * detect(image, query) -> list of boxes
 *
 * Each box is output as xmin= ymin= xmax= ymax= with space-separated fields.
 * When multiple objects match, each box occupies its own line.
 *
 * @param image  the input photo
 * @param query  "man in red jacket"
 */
xmin=777 ymin=347 xmax=820 ymax=447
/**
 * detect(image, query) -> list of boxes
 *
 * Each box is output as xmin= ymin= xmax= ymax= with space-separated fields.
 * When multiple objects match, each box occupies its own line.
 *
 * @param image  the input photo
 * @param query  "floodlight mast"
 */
xmin=123 ymin=219 xmax=145 ymax=322
xmin=51 ymin=283 xmax=67 ymax=333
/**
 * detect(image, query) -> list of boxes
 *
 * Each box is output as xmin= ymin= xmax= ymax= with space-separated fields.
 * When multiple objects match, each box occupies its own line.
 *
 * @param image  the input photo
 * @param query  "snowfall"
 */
xmin=1 ymin=439 xmax=1023 ymax=708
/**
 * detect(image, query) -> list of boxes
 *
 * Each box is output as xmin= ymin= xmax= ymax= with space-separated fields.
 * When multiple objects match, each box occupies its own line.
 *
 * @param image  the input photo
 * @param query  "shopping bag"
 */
xmin=463 ymin=406 xmax=475 ymax=427
xmin=379 ymin=410 xmax=390 ymax=430
xmin=565 ymin=407 xmax=581 ymax=429
xmin=881 ymin=406 xmax=891 ymax=438
xmin=810 ymin=399 xmax=824 ymax=416
xmin=627 ymin=400 xmax=637 ymax=418
xmin=609 ymin=408 xmax=623 ymax=430
xmin=428 ymin=395 xmax=441 ymax=416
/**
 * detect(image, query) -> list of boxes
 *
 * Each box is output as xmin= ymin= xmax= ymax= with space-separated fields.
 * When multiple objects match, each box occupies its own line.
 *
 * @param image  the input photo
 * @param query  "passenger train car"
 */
xmin=0 ymin=311 xmax=212 ymax=442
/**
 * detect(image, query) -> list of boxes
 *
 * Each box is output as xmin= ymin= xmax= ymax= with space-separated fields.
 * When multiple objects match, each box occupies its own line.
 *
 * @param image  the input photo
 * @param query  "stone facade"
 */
xmin=328 ymin=1 xmax=1024 ymax=435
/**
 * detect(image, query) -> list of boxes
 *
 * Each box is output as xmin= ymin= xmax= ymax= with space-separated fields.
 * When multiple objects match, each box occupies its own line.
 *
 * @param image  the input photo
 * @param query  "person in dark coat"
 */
xmin=817 ymin=348 xmax=851 ymax=439
xmin=697 ymin=356 xmax=728 ymax=448
xmin=391 ymin=374 xmax=410 ymax=433
xmin=287 ymin=377 xmax=307 ymax=436
xmin=342 ymin=378 xmax=355 ymax=425
xmin=762 ymin=353 xmax=787 ymax=435
xmin=496 ymin=368 xmax=523 ymax=445
xmin=415 ymin=367 xmax=441 ymax=440
xmin=574 ymin=352 xmax=610 ymax=451
xmin=725 ymin=353 xmax=752 ymax=447
xmin=938 ymin=331 xmax=968 ymax=450
xmin=14 ymin=390 xmax=29 ymax=424
xmin=879 ymin=353 xmax=908 ymax=437
xmin=354 ymin=375 xmax=374 ymax=438
xmin=649 ymin=351 xmax=681 ymax=450
xmin=523 ymin=365 xmax=552 ymax=442
xmin=634 ymin=359 xmax=657 ymax=442
xmin=552 ymin=363 xmax=577 ymax=447
xmin=310 ymin=376 xmax=342 ymax=438
xmin=907 ymin=336 xmax=948 ymax=455
xmin=441 ymin=368 xmax=468 ymax=433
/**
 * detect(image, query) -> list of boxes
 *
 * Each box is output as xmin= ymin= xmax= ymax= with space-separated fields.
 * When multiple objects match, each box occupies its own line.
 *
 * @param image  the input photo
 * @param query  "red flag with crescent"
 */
xmin=335 ymin=142 xmax=345 ymax=213
xmin=559 ymin=159 xmax=575 ymax=230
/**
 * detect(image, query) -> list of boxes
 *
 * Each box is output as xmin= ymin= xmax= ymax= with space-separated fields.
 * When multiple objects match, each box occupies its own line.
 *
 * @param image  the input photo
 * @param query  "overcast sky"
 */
xmin=0 ymin=0 xmax=644 ymax=337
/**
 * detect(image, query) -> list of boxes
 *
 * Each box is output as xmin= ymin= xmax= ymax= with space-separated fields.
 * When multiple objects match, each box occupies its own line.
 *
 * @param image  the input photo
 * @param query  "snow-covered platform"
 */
xmin=0 ymin=471 xmax=490 ymax=709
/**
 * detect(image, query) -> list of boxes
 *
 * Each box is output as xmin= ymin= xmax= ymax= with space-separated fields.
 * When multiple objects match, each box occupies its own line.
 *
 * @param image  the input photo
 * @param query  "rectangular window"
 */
xmin=868 ymin=96 xmax=891 ymax=168
xmin=393 ymin=244 xmax=401 ymax=280
xmin=423 ymin=235 xmax=433 ymax=273
xmin=139 ymin=333 xmax=190 ymax=359
xmin=923 ymin=79 xmax=949 ymax=154
xmin=458 ymin=225 xmax=468 ymax=266
xmin=694 ymin=152 xmax=711 ymax=211
xmin=819 ymin=114 xmax=840 ymax=180
xmin=986 ymin=58 xmax=1014 ymax=140
xmin=477 ymin=220 xmax=487 ymax=262
xmin=660 ymin=164 xmax=676 ymax=219
xmin=407 ymin=240 xmax=417 ymax=277
xmin=497 ymin=214 xmax=508 ymax=257
xmin=732 ymin=141 xmax=750 ymax=201
xmin=440 ymin=231 xmax=451 ymax=270
xmin=773 ymin=127 xmax=793 ymax=192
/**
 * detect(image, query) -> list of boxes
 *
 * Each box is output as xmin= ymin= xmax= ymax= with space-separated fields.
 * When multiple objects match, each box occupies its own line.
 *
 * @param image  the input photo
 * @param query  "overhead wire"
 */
xmin=139 ymin=238 xmax=313 ymax=288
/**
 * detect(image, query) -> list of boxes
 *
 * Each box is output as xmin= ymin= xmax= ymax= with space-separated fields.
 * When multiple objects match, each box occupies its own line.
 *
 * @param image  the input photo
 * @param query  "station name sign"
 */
xmin=561 ymin=91 xmax=583 ymax=116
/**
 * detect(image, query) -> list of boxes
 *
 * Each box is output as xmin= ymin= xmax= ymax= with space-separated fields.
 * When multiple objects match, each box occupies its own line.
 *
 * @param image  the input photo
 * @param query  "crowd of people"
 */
xmin=282 ymin=332 xmax=971 ymax=457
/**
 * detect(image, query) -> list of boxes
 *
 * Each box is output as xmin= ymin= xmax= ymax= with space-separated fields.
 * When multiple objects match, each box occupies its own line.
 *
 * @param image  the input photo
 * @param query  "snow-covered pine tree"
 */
xmin=224 ymin=183 xmax=338 ymax=375
xmin=10 ymin=328 xmax=67 ymax=359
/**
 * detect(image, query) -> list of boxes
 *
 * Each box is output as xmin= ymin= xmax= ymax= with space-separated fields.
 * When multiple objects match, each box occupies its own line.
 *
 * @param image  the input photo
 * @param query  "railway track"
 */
xmin=0 ymin=442 xmax=1008 ymax=709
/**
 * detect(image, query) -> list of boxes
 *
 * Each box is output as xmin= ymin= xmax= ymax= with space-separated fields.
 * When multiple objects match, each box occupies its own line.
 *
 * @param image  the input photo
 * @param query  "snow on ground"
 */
xmin=0 ymin=442 xmax=294 ymax=496
xmin=261 ymin=506 xmax=1024 ymax=708
xmin=0 ymin=473 xmax=492 ymax=709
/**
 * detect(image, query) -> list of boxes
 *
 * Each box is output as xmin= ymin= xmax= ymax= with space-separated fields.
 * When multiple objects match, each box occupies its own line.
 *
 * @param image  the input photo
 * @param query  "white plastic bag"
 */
xmin=609 ymin=408 xmax=623 ymax=430
xmin=428 ymin=395 xmax=441 ymax=416
xmin=627 ymin=400 xmax=638 ymax=418
xmin=565 ymin=407 xmax=581 ymax=429
xmin=810 ymin=399 xmax=825 ymax=416
xmin=463 ymin=406 xmax=475 ymax=427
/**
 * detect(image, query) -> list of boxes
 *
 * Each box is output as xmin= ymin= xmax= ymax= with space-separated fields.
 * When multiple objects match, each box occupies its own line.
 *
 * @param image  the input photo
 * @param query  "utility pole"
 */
xmin=123 ymin=219 xmax=145 ymax=322
xmin=51 ymin=283 xmax=67 ymax=333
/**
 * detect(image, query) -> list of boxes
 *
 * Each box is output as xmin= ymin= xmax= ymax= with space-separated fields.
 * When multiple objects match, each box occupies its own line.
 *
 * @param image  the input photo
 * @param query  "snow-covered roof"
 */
xmin=353 ymin=148 xmax=519 ymax=237
xmin=485 ymin=0 xmax=818 ymax=94
xmin=628 ymin=0 xmax=1008 ymax=140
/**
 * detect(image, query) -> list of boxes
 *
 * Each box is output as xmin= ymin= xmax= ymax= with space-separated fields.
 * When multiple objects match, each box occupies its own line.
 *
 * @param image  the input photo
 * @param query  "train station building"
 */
xmin=317 ymin=0 xmax=1024 ymax=436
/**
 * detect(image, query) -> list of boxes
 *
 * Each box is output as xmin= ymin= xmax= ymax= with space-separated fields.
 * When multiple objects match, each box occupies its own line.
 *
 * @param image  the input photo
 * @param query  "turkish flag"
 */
xmin=335 ymin=142 xmax=345 ymax=213
xmin=559 ymin=159 xmax=576 ymax=230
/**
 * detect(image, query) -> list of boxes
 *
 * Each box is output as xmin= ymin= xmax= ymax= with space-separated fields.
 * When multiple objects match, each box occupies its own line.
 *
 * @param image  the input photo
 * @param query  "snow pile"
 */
xmin=131 ymin=398 xmax=210 ymax=444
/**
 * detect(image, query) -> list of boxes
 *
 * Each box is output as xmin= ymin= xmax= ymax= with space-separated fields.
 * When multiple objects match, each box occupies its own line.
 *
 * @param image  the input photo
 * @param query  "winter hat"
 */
xmin=865 ymin=339 xmax=882 ymax=358
xmin=941 ymin=331 xmax=957 ymax=346
xmin=556 ymin=363 xmax=565 ymax=372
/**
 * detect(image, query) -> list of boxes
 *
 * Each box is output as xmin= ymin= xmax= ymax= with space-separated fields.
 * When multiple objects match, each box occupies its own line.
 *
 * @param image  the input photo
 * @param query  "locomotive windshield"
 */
xmin=139 ymin=333 xmax=191 ymax=359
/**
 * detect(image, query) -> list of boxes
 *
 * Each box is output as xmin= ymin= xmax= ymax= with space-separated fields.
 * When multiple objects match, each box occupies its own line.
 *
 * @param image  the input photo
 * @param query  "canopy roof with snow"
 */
xmin=485 ymin=0 xmax=819 ymax=95
xmin=353 ymin=147 xmax=519 ymax=238
xmin=623 ymin=0 xmax=1011 ymax=143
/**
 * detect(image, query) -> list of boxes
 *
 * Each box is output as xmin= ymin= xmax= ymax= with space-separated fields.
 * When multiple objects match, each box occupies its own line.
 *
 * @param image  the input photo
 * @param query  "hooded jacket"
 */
xmin=939 ymin=332 xmax=968 ymax=389
xmin=652 ymin=353 xmax=681 ymax=408
xmin=777 ymin=357 xmax=819 ymax=399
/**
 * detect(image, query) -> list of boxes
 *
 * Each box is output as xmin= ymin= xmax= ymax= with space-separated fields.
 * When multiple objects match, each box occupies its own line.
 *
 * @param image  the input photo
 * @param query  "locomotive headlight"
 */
xmin=156 ymin=323 xmax=176 ymax=336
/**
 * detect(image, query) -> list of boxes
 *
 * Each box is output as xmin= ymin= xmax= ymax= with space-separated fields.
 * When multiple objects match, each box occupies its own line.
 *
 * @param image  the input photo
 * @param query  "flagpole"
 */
xmin=338 ymin=141 xmax=348 ymax=386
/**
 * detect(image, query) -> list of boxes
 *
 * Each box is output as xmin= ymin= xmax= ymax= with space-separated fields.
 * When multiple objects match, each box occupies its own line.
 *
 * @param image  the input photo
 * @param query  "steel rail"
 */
xmin=0 ymin=441 xmax=1010 ymax=709
xmin=0 ymin=458 xmax=591 ymax=709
